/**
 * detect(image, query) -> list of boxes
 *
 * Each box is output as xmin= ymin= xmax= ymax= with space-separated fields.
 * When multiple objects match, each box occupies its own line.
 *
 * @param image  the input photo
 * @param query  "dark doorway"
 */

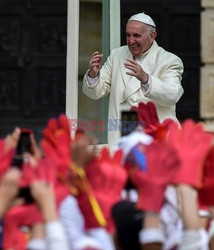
xmin=0 ymin=0 xmax=67 ymax=142
xmin=121 ymin=0 xmax=201 ymax=122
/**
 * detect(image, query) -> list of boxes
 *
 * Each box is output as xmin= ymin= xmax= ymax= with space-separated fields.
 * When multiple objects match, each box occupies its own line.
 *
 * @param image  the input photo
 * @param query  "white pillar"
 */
xmin=110 ymin=0 xmax=121 ymax=50
xmin=66 ymin=0 xmax=79 ymax=120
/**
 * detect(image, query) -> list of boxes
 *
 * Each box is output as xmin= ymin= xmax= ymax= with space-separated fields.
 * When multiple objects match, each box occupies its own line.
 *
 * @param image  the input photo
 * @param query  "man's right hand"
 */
xmin=88 ymin=51 xmax=103 ymax=78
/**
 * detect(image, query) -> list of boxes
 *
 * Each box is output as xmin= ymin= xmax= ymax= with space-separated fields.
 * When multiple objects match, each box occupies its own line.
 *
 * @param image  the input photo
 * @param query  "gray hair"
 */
xmin=147 ymin=24 xmax=156 ymax=34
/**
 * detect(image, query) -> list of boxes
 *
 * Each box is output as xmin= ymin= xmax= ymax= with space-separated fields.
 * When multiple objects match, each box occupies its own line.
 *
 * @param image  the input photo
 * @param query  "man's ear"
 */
xmin=150 ymin=31 xmax=157 ymax=42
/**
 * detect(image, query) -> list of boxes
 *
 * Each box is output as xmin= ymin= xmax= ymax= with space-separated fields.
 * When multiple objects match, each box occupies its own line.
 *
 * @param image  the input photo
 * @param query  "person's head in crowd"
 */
xmin=126 ymin=12 xmax=157 ymax=58
xmin=112 ymin=200 xmax=144 ymax=250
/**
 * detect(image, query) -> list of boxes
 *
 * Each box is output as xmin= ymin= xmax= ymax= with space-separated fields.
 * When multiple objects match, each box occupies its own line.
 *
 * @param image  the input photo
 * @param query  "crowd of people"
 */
xmin=0 ymin=101 xmax=214 ymax=250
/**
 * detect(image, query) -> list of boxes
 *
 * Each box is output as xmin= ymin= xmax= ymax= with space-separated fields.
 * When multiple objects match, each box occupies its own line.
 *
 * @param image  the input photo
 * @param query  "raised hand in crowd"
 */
xmin=0 ymin=168 xmax=21 ymax=218
xmin=168 ymin=119 xmax=212 ymax=189
xmin=132 ymin=101 xmax=174 ymax=141
xmin=41 ymin=114 xmax=72 ymax=181
xmin=30 ymin=180 xmax=69 ymax=250
xmin=71 ymin=134 xmax=97 ymax=168
xmin=127 ymin=140 xmax=180 ymax=250
xmin=0 ymin=127 xmax=21 ymax=176
xmin=166 ymin=119 xmax=213 ymax=249
xmin=70 ymin=145 xmax=127 ymax=234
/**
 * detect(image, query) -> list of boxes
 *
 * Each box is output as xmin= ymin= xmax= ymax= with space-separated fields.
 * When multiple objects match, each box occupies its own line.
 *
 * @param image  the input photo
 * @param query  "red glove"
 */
xmin=41 ymin=114 xmax=72 ymax=179
xmin=132 ymin=102 xmax=174 ymax=141
xmin=41 ymin=115 xmax=74 ymax=205
xmin=21 ymin=156 xmax=70 ymax=207
xmin=167 ymin=119 xmax=212 ymax=188
xmin=73 ymin=147 xmax=127 ymax=233
xmin=129 ymin=140 xmax=180 ymax=212
xmin=0 ymin=139 xmax=15 ymax=177
xmin=198 ymin=146 xmax=214 ymax=206
xmin=20 ymin=156 xmax=57 ymax=185
xmin=3 ymin=204 xmax=43 ymax=250
xmin=138 ymin=101 xmax=159 ymax=128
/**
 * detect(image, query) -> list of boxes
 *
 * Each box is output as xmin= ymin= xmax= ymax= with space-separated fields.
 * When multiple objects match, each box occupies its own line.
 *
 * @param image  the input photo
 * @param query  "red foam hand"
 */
xmin=20 ymin=163 xmax=36 ymax=187
xmin=130 ymin=141 xmax=180 ymax=212
xmin=58 ymin=114 xmax=71 ymax=134
xmin=198 ymin=146 xmax=214 ymax=206
xmin=130 ymin=106 xmax=138 ymax=113
xmin=0 ymin=139 xmax=15 ymax=177
xmin=41 ymin=115 xmax=72 ymax=206
xmin=41 ymin=114 xmax=72 ymax=178
xmin=138 ymin=102 xmax=159 ymax=128
xmin=36 ymin=158 xmax=56 ymax=184
xmin=3 ymin=204 xmax=43 ymax=250
xmin=42 ymin=118 xmax=58 ymax=145
xmin=74 ymin=147 xmax=127 ymax=233
xmin=21 ymin=158 xmax=70 ymax=208
xmin=136 ymin=102 xmax=174 ymax=141
xmin=87 ymin=148 xmax=127 ymax=232
xmin=25 ymin=156 xmax=70 ymax=208
xmin=21 ymin=157 xmax=57 ymax=187
xmin=167 ymin=119 xmax=212 ymax=188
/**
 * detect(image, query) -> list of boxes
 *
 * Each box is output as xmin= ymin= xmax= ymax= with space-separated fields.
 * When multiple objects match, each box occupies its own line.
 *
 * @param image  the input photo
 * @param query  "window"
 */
xmin=66 ymin=0 xmax=120 ymax=144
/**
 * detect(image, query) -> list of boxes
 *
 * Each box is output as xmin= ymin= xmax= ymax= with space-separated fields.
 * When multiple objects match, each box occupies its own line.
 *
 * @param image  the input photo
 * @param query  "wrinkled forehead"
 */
xmin=126 ymin=20 xmax=149 ymax=33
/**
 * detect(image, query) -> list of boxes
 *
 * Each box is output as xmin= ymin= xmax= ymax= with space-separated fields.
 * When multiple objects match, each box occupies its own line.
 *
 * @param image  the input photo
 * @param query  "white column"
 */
xmin=66 ymin=0 xmax=79 ymax=120
xmin=110 ymin=0 xmax=121 ymax=50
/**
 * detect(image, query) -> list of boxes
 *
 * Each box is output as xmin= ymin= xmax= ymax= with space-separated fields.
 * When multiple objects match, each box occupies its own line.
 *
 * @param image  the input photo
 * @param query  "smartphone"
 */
xmin=121 ymin=110 xmax=138 ymax=137
xmin=12 ymin=128 xmax=33 ymax=169
xmin=12 ymin=128 xmax=34 ymax=203
xmin=17 ymin=128 xmax=33 ymax=154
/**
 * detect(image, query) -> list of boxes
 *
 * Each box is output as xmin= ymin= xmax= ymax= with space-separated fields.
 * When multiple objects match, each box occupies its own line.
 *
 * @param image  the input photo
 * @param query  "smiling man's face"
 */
xmin=126 ymin=20 xmax=156 ymax=58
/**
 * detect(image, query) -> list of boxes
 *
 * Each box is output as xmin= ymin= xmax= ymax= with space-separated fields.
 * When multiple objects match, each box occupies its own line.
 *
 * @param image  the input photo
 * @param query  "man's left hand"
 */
xmin=124 ymin=59 xmax=148 ymax=84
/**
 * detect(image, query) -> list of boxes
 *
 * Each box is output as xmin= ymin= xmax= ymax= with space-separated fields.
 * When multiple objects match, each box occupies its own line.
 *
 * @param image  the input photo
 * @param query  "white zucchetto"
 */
xmin=128 ymin=12 xmax=156 ymax=27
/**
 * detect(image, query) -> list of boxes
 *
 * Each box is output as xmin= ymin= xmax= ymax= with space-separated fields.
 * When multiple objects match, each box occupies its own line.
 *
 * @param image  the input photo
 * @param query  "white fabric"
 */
xmin=141 ymin=78 xmax=151 ymax=92
xmin=208 ymin=219 xmax=214 ymax=240
xmin=121 ymin=189 xmax=139 ymax=202
xmin=59 ymin=195 xmax=115 ymax=250
xmin=88 ymin=228 xmax=115 ymax=250
xmin=160 ymin=186 xmax=183 ymax=250
xmin=87 ymin=69 xmax=99 ymax=86
xmin=88 ymin=71 xmax=150 ymax=93
xmin=114 ymin=130 xmax=153 ymax=162
xmin=139 ymin=228 xmax=165 ymax=244
xmin=45 ymin=220 xmax=69 ymax=250
xmin=82 ymin=41 xmax=184 ymax=150
xmin=128 ymin=12 xmax=156 ymax=27
xmin=178 ymin=228 xmax=209 ymax=250
xmin=27 ymin=221 xmax=69 ymax=250
xmin=198 ymin=209 xmax=211 ymax=218
xmin=27 ymin=239 xmax=46 ymax=250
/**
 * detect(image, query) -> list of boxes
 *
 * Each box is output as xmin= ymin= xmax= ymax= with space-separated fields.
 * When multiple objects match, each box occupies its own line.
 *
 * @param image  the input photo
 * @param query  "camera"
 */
xmin=11 ymin=128 xmax=33 ymax=169
xmin=121 ymin=110 xmax=138 ymax=137
xmin=11 ymin=128 xmax=34 ymax=203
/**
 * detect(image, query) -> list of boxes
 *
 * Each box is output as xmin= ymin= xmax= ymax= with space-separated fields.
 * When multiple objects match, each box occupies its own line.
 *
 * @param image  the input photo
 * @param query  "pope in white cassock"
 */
xmin=82 ymin=12 xmax=184 ymax=150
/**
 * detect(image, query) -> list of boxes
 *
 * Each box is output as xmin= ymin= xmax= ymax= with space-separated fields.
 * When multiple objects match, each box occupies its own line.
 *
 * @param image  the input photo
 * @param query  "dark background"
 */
xmin=0 ymin=0 xmax=201 ymax=142
xmin=0 ymin=0 xmax=67 ymax=142
xmin=121 ymin=0 xmax=201 ymax=122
